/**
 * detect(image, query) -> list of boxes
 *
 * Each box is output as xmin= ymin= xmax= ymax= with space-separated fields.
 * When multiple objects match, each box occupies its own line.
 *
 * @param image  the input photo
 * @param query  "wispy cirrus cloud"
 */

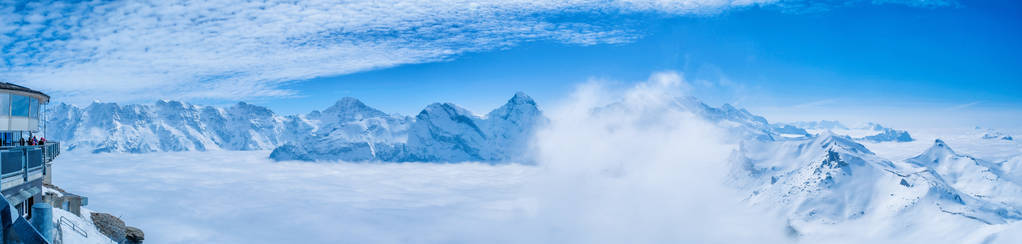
xmin=0 ymin=0 xmax=954 ymax=104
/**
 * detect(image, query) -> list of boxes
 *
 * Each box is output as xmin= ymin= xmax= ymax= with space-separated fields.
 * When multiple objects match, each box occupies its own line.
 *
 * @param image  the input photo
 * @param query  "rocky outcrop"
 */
xmin=91 ymin=212 xmax=126 ymax=243
xmin=126 ymin=226 xmax=145 ymax=244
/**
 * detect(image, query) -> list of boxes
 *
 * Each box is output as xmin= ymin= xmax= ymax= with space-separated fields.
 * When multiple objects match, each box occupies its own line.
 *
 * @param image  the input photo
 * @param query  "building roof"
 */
xmin=0 ymin=82 xmax=50 ymax=102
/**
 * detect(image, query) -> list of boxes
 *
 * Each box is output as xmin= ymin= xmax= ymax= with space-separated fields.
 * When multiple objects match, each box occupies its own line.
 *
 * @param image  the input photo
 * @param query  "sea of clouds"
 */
xmin=51 ymin=73 xmax=789 ymax=243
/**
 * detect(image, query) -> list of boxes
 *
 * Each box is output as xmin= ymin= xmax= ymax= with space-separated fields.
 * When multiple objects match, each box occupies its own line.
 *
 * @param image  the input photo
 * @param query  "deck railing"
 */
xmin=0 ymin=142 xmax=59 ymax=191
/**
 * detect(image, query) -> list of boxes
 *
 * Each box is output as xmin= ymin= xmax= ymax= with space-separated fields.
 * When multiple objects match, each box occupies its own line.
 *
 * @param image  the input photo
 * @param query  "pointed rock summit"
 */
xmin=507 ymin=91 xmax=536 ymax=106
xmin=910 ymin=139 xmax=957 ymax=166
xmin=318 ymin=97 xmax=389 ymax=120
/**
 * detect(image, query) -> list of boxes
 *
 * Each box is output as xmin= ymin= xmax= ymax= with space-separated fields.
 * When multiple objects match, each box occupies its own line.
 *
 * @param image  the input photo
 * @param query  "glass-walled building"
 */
xmin=0 ymin=83 xmax=47 ymax=133
xmin=0 ymin=83 xmax=49 ymax=149
xmin=0 ymin=82 xmax=59 ymax=239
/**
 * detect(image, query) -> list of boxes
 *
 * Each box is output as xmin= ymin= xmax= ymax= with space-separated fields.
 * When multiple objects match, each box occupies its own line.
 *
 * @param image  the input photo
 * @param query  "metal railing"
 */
xmin=42 ymin=142 xmax=59 ymax=163
xmin=1 ymin=142 xmax=59 ymax=161
xmin=0 ymin=141 xmax=58 ymax=191
xmin=59 ymin=215 xmax=87 ymax=238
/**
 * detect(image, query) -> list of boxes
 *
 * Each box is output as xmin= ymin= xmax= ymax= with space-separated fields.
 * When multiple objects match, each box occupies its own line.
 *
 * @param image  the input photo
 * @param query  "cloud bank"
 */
xmin=53 ymin=72 xmax=790 ymax=243
xmin=498 ymin=71 xmax=787 ymax=242
xmin=1 ymin=0 xmax=954 ymax=104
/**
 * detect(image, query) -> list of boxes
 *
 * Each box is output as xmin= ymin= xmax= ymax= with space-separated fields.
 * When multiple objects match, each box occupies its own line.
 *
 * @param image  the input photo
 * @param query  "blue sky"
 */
xmin=263 ymin=1 xmax=1022 ymax=127
xmin=2 ymin=0 xmax=1019 ymax=128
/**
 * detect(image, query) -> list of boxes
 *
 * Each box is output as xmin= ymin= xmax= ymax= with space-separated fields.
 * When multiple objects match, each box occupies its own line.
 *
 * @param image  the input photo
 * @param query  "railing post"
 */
xmin=21 ymin=148 xmax=26 ymax=182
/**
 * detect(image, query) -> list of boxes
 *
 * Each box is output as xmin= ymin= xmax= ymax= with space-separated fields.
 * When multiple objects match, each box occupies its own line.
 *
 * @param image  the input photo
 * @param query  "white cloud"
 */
xmin=512 ymin=71 xmax=786 ymax=242
xmin=52 ymin=72 xmax=789 ymax=243
xmin=54 ymin=150 xmax=542 ymax=243
xmin=0 ymin=0 xmax=953 ymax=104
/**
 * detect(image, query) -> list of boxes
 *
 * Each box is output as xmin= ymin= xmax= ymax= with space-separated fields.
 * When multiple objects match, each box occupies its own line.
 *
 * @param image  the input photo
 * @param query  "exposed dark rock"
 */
xmin=91 ymin=212 xmax=126 ymax=243
xmin=126 ymin=226 xmax=145 ymax=244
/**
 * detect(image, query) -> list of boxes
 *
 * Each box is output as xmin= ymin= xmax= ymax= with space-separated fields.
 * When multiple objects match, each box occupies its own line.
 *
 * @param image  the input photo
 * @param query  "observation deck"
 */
xmin=0 ymin=82 xmax=60 ymax=243
xmin=1 ymin=142 xmax=60 ymax=205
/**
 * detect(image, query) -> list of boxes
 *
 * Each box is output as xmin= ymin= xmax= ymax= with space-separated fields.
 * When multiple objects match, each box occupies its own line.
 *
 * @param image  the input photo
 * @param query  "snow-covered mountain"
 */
xmin=48 ymin=93 xmax=820 ymax=161
xmin=982 ymin=132 xmax=1014 ymax=141
xmin=678 ymin=98 xmax=809 ymax=141
xmin=45 ymin=92 xmax=1022 ymax=240
xmin=272 ymin=93 xmax=819 ymax=163
xmin=729 ymin=133 xmax=1022 ymax=237
xmin=786 ymin=121 xmax=914 ymax=143
xmin=907 ymin=140 xmax=1022 ymax=211
xmin=858 ymin=122 xmax=914 ymax=142
xmin=787 ymin=120 xmax=849 ymax=130
xmin=46 ymin=100 xmax=314 ymax=153
xmin=270 ymin=92 xmax=544 ymax=163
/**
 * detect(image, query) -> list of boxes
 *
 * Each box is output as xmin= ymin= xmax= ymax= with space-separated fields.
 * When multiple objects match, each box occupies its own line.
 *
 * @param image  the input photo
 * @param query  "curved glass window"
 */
xmin=0 ymin=93 xmax=8 ymax=116
xmin=11 ymin=95 xmax=28 ymax=117
xmin=30 ymin=98 xmax=39 ymax=119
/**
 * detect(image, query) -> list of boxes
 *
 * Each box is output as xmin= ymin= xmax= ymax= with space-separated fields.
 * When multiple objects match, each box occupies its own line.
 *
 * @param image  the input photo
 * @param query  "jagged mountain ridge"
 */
xmin=729 ymin=133 xmax=1022 ymax=235
xmin=47 ymin=93 xmax=810 ymax=163
xmin=44 ymin=92 xmax=1022 ymax=237
xmin=271 ymin=94 xmax=822 ymax=163
xmin=907 ymin=140 xmax=1022 ymax=211
xmin=783 ymin=121 xmax=914 ymax=143
xmin=46 ymin=100 xmax=316 ymax=153
xmin=269 ymin=92 xmax=545 ymax=163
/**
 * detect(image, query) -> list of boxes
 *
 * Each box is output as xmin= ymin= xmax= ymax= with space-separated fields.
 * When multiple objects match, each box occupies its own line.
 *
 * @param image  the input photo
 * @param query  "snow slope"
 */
xmin=46 ymin=101 xmax=315 ymax=153
xmin=906 ymin=140 xmax=1022 ymax=212
xmin=729 ymin=133 xmax=1022 ymax=240
xmin=271 ymin=92 xmax=544 ymax=163
xmin=271 ymin=93 xmax=817 ymax=162
xmin=44 ymin=89 xmax=1022 ymax=243
xmin=790 ymin=121 xmax=914 ymax=143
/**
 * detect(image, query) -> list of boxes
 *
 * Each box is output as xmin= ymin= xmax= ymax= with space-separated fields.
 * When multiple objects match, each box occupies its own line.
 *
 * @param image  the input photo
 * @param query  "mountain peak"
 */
xmin=927 ymin=139 xmax=956 ymax=155
xmin=486 ymin=92 xmax=541 ymax=120
xmin=927 ymin=138 xmax=956 ymax=154
xmin=320 ymin=97 xmax=388 ymax=120
xmin=508 ymin=92 xmax=536 ymax=106
xmin=934 ymin=139 xmax=948 ymax=147
xmin=908 ymin=139 xmax=958 ymax=166
xmin=155 ymin=100 xmax=190 ymax=110
xmin=230 ymin=101 xmax=274 ymax=117
xmin=335 ymin=97 xmax=363 ymax=105
xmin=421 ymin=102 xmax=472 ymax=117
xmin=813 ymin=132 xmax=872 ymax=155
xmin=329 ymin=97 xmax=372 ymax=110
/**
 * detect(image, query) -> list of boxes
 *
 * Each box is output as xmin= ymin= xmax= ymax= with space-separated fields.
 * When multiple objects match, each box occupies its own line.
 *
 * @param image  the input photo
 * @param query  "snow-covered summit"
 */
xmin=47 ymin=101 xmax=314 ymax=153
xmin=857 ymin=123 xmax=914 ymax=142
xmin=905 ymin=140 xmax=1022 ymax=212
xmin=788 ymin=120 xmax=849 ymax=130
xmin=731 ymin=133 xmax=1021 ymax=232
xmin=50 ymin=92 xmax=814 ymax=159
xmin=786 ymin=120 xmax=914 ymax=143
xmin=909 ymin=139 xmax=955 ymax=165
xmin=677 ymin=97 xmax=807 ymax=141
xmin=311 ymin=97 xmax=391 ymax=122
xmin=981 ymin=130 xmax=1014 ymax=141
xmin=271 ymin=92 xmax=544 ymax=163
